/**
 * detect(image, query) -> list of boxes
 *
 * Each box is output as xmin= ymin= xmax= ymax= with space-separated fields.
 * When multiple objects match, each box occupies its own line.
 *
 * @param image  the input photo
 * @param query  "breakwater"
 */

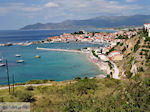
xmin=36 ymin=47 xmax=82 ymax=53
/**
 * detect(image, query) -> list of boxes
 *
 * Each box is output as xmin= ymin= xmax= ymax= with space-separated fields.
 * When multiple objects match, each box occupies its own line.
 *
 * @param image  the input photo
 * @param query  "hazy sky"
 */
xmin=0 ymin=0 xmax=150 ymax=30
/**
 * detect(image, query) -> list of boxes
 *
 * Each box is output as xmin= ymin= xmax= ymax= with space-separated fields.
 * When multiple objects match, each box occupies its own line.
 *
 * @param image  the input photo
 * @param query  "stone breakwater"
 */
xmin=36 ymin=47 xmax=82 ymax=53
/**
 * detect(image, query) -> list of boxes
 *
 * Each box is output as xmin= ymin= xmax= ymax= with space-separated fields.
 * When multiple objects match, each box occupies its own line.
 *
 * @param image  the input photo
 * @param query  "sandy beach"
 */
xmin=37 ymin=47 xmax=110 ymax=78
xmin=84 ymin=52 xmax=111 ymax=77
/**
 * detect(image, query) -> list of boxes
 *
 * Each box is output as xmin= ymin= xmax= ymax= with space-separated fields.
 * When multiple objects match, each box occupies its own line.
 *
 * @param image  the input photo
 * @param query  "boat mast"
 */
xmin=12 ymin=74 xmax=15 ymax=94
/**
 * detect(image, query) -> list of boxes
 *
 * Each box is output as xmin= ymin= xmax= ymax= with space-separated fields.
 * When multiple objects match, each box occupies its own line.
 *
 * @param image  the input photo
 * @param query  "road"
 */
xmin=110 ymin=61 xmax=120 ymax=79
xmin=0 ymin=83 xmax=53 ymax=90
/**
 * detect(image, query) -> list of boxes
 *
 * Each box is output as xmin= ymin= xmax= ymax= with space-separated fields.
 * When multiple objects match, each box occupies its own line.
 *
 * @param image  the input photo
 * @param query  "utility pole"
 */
xmin=6 ymin=60 xmax=10 ymax=94
xmin=12 ymin=74 xmax=15 ymax=94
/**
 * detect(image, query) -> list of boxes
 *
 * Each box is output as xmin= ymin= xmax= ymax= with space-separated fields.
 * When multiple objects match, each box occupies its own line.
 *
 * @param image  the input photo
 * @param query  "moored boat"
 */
xmin=0 ymin=63 xmax=6 ymax=67
xmin=0 ymin=59 xmax=3 ymax=62
xmin=15 ymin=54 xmax=21 ymax=57
xmin=34 ymin=55 xmax=41 ymax=58
xmin=16 ymin=60 xmax=24 ymax=63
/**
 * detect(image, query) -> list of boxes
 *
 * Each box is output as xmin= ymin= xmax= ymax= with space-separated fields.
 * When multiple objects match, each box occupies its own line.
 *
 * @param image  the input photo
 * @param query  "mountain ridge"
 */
xmin=21 ymin=15 xmax=150 ymax=30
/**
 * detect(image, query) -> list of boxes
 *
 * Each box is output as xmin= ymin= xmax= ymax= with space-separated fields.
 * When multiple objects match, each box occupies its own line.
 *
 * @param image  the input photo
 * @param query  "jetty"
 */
xmin=36 ymin=47 xmax=82 ymax=53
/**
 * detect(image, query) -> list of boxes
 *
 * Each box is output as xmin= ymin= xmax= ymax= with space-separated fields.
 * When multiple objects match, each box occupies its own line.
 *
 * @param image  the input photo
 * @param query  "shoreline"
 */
xmin=36 ymin=48 xmax=110 ymax=76
xmin=0 ymin=29 xmax=121 ymax=86
xmin=84 ymin=52 xmax=110 ymax=78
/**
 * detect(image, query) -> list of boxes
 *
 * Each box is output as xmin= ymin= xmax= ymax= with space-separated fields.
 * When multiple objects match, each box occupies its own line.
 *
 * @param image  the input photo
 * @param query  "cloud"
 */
xmin=22 ymin=7 xmax=42 ymax=12
xmin=45 ymin=2 xmax=59 ymax=7
xmin=0 ymin=0 xmax=148 ymax=21
xmin=126 ymin=0 xmax=138 ymax=3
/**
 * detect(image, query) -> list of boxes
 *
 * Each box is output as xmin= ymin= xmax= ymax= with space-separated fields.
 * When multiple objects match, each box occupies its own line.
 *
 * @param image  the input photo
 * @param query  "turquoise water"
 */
xmin=0 ymin=43 xmax=104 ymax=84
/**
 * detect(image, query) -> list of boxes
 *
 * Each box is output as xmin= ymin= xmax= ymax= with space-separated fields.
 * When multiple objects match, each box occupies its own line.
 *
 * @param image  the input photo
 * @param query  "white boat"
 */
xmin=0 ymin=63 xmax=6 ymax=67
xmin=16 ymin=60 xmax=24 ymax=63
xmin=15 ymin=54 xmax=21 ymax=57
xmin=34 ymin=55 xmax=41 ymax=58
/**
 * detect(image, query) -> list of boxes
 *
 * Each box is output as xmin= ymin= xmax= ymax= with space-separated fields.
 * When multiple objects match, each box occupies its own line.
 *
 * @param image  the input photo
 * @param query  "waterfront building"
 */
xmin=108 ymin=51 xmax=123 ymax=61
xmin=98 ymin=54 xmax=109 ymax=61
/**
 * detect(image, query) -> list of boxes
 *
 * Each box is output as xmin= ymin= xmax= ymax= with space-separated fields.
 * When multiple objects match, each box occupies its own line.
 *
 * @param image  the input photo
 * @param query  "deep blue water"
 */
xmin=0 ymin=30 xmax=113 ymax=85
xmin=0 ymin=29 xmax=116 ymax=43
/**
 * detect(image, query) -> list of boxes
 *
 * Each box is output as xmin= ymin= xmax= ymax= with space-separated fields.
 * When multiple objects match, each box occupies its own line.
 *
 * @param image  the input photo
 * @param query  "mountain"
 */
xmin=21 ymin=15 xmax=150 ymax=30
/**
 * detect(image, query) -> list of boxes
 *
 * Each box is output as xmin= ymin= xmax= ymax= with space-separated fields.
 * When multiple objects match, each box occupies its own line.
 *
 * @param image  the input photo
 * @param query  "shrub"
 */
xmin=126 ymin=71 xmax=133 ymax=78
xmin=122 ymin=47 xmax=126 ymax=52
xmin=26 ymin=86 xmax=34 ymax=91
xmin=120 ymin=43 xmax=123 ymax=46
xmin=134 ymin=42 xmax=140 ymax=52
xmin=0 ymin=97 xmax=4 ymax=102
xmin=138 ymin=67 xmax=144 ymax=72
xmin=92 ymin=50 xmax=98 ymax=58
xmin=74 ymin=77 xmax=81 ymax=80
xmin=144 ymin=78 xmax=150 ymax=86
xmin=64 ymin=100 xmax=82 ymax=112
xmin=67 ymin=79 xmax=97 ymax=95
xmin=14 ymin=90 xmax=35 ymax=102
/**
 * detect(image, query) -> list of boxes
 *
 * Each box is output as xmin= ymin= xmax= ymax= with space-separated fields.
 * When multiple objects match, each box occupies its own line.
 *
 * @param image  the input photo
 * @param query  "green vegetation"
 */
xmin=106 ymin=47 xmax=116 ymax=55
xmin=122 ymin=47 xmax=126 ymax=52
xmin=126 ymin=71 xmax=133 ymax=78
xmin=26 ymin=80 xmax=54 ymax=84
xmin=134 ymin=40 xmax=140 ymax=52
xmin=13 ymin=90 xmax=35 ymax=102
xmin=92 ymin=50 xmax=98 ymax=58
xmin=116 ymin=35 xmax=128 ymax=39
xmin=0 ymin=78 xmax=150 ymax=112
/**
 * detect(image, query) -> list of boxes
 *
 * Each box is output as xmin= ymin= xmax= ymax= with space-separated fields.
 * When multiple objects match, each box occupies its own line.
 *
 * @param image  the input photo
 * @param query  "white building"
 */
xmin=144 ymin=23 xmax=150 ymax=37
xmin=108 ymin=51 xmax=123 ymax=61
xmin=144 ymin=23 xmax=150 ymax=30
xmin=98 ymin=54 xmax=109 ymax=61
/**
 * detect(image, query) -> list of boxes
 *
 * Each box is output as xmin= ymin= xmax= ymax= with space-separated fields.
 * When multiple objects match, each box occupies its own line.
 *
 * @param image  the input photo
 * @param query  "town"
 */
xmin=43 ymin=23 xmax=149 ymax=79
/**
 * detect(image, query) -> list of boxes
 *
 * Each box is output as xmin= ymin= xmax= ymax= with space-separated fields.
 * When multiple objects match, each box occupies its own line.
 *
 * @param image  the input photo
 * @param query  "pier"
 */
xmin=36 ymin=47 xmax=82 ymax=53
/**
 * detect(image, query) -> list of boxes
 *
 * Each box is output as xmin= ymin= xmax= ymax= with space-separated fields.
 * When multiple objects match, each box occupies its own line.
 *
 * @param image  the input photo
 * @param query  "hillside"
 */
xmin=21 ymin=15 xmax=150 ymax=30
xmin=0 ymin=78 xmax=150 ymax=112
xmin=111 ymin=30 xmax=150 ymax=79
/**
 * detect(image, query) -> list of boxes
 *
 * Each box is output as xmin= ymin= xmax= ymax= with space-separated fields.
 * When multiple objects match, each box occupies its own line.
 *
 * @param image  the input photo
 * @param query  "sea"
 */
xmin=0 ymin=29 xmax=115 ymax=85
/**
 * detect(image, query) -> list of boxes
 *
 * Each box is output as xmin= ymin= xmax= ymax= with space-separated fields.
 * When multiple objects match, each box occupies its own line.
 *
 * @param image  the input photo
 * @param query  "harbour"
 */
xmin=0 ymin=41 xmax=104 ymax=85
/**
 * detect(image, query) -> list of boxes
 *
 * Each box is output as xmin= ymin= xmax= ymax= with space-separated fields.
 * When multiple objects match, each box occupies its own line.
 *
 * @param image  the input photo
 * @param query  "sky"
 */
xmin=0 ymin=0 xmax=150 ymax=30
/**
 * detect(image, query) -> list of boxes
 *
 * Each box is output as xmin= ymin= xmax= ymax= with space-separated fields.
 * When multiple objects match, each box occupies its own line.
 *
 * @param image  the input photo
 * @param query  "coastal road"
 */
xmin=0 ymin=83 xmax=53 ymax=90
xmin=0 ymin=81 xmax=77 ymax=90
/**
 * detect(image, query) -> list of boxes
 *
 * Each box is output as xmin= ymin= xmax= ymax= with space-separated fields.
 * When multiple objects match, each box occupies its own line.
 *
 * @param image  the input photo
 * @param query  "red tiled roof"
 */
xmin=144 ymin=23 xmax=150 ymax=25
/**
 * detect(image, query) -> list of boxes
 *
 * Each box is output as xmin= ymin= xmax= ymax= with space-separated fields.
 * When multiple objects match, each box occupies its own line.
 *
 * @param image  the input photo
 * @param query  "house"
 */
xmin=98 ymin=54 xmax=109 ymax=61
xmin=108 ymin=51 xmax=123 ymax=61
xmin=144 ymin=23 xmax=150 ymax=37
xmin=144 ymin=23 xmax=150 ymax=30
xmin=102 ymin=47 xmax=112 ymax=54
xmin=95 ymin=49 xmax=102 ymax=55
